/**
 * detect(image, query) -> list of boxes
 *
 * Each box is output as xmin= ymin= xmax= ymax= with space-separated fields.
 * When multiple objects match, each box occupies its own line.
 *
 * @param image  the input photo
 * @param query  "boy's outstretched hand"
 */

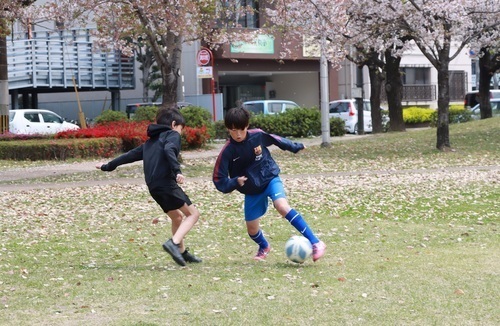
xmin=176 ymin=173 xmax=185 ymax=184
xmin=96 ymin=163 xmax=104 ymax=170
xmin=237 ymin=176 xmax=248 ymax=187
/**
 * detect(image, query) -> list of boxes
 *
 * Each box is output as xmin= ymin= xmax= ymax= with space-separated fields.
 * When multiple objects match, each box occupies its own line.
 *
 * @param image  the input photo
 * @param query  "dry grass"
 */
xmin=0 ymin=118 xmax=499 ymax=325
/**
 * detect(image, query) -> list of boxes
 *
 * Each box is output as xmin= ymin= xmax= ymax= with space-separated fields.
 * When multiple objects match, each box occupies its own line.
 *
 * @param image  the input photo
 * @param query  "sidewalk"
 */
xmin=0 ymin=135 xmax=363 ymax=189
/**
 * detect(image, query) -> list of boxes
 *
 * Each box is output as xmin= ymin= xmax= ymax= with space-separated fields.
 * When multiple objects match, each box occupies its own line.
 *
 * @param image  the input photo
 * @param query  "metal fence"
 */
xmin=381 ymin=84 xmax=437 ymax=102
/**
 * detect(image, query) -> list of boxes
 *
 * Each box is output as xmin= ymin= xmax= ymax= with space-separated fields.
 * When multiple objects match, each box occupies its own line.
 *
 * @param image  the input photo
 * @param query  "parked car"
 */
xmin=9 ymin=109 xmax=80 ymax=135
xmin=125 ymin=101 xmax=192 ymax=119
xmin=242 ymin=100 xmax=299 ymax=115
xmin=464 ymin=90 xmax=500 ymax=109
xmin=470 ymin=98 xmax=500 ymax=119
xmin=329 ymin=99 xmax=383 ymax=134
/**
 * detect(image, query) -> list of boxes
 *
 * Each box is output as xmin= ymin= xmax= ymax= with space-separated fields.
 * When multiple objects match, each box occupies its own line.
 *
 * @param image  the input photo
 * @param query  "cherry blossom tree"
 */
xmin=341 ymin=0 xmax=498 ymax=149
xmin=21 ymin=0 xmax=259 ymax=109
xmin=477 ymin=47 xmax=500 ymax=118
xmin=341 ymin=1 xmax=413 ymax=133
xmin=267 ymin=0 xmax=412 ymax=133
xmin=392 ymin=0 xmax=499 ymax=150
xmin=1 ymin=0 xmax=35 ymax=134
xmin=347 ymin=48 xmax=386 ymax=133
xmin=469 ymin=3 xmax=500 ymax=119
xmin=264 ymin=0 xmax=348 ymax=143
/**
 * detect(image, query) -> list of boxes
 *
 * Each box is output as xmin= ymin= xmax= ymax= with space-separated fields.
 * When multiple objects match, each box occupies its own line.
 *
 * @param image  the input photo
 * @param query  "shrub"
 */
xmin=181 ymin=106 xmax=215 ymax=140
xmin=181 ymin=126 xmax=211 ymax=149
xmin=279 ymin=107 xmax=322 ymax=137
xmin=249 ymin=108 xmax=322 ymax=138
xmin=214 ymin=120 xmax=228 ymax=140
xmin=250 ymin=113 xmax=280 ymax=134
xmin=133 ymin=105 xmax=158 ymax=122
xmin=0 ymin=133 xmax=54 ymax=141
xmin=430 ymin=106 xmax=473 ymax=127
xmin=0 ymin=137 xmax=122 ymax=160
xmin=56 ymin=119 xmax=209 ymax=151
xmin=181 ymin=106 xmax=212 ymax=127
xmin=330 ymin=117 xmax=346 ymax=136
xmin=56 ymin=121 xmax=149 ymax=151
xmin=403 ymin=107 xmax=434 ymax=124
xmin=94 ymin=110 xmax=128 ymax=125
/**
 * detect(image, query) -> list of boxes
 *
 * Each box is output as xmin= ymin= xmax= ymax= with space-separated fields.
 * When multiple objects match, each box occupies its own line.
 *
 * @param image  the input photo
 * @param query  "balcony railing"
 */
xmin=7 ymin=29 xmax=135 ymax=90
xmin=381 ymin=84 xmax=436 ymax=102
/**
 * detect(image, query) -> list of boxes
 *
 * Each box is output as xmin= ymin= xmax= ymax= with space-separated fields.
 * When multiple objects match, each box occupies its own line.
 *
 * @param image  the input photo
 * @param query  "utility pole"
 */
xmin=320 ymin=36 xmax=330 ymax=147
xmin=0 ymin=18 xmax=8 ymax=134
xmin=355 ymin=65 xmax=365 ymax=135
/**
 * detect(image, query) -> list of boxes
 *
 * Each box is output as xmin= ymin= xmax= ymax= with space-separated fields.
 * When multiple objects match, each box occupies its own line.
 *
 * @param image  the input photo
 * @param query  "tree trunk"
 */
xmin=368 ymin=62 xmax=384 ymax=133
xmin=435 ymin=63 xmax=451 ymax=150
xmin=0 ymin=21 xmax=8 ymax=134
xmin=384 ymin=49 xmax=405 ymax=132
xmin=141 ymin=54 xmax=153 ymax=103
xmin=158 ymin=37 xmax=182 ymax=108
xmin=478 ymin=47 xmax=494 ymax=119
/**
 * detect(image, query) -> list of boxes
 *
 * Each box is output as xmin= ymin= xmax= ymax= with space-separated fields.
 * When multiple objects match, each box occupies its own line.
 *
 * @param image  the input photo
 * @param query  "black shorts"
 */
xmin=149 ymin=186 xmax=192 ymax=213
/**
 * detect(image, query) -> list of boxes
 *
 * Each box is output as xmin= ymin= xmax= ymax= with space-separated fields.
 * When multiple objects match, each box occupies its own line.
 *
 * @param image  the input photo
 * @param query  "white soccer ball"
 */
xmin=285 ymin=236 xmax=313 ymax=263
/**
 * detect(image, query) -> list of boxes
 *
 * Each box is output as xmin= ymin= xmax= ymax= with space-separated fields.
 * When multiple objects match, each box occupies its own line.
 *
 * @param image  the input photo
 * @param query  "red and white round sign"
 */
xmin=197 ymin=49 xmax=211 ymax=66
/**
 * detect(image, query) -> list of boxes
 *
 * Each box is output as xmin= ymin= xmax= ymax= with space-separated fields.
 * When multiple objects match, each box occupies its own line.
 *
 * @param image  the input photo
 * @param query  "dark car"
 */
xmin=464 ymin=90 xmax=500 ymax=109
xmin=470 ymin=98 xmax=500 ymax=119
xmin=124 ymin=102 xmax=192 ymax=119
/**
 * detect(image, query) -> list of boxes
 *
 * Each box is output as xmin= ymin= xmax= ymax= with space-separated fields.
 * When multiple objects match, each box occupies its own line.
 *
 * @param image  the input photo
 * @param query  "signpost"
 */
xmin=197 ymin=48 xmax=216 ymax=121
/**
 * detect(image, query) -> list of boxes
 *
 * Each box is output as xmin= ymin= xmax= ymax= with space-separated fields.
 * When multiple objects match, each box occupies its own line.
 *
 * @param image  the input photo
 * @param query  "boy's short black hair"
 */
xmin=156 ymin=108 xmax=186 ymax=127
xmin=224 ymin=107 xmax=250 ymax=129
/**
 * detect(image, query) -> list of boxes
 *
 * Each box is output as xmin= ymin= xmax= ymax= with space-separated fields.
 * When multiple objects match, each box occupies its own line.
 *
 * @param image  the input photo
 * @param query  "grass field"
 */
xmin=0 ymin=118 xmax=499 ymax=325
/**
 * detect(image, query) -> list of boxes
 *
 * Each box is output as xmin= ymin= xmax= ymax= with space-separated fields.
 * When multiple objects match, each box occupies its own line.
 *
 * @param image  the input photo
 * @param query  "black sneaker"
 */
xmin=162 ymin=239 xmax=186 ymax=266
xmin=181 ymin=248 xmax=202 ymax=263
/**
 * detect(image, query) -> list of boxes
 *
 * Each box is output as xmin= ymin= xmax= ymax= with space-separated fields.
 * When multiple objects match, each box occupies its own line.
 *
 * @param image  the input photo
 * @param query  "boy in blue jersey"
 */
xmin=213 ymin=107 xmax=326 ymax=261
xmin=96 ymin=108 xmax=201 ymax=267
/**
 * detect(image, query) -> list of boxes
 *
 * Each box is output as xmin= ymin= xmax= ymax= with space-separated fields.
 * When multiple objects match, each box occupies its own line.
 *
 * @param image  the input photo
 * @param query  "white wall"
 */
xmin=271 ymin=72 xmax=319 ymax=108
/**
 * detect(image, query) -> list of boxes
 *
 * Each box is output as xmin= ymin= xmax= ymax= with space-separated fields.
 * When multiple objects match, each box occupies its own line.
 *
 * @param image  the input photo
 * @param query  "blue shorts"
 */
xmin=244 ymin=177 xmax=287 ymax=221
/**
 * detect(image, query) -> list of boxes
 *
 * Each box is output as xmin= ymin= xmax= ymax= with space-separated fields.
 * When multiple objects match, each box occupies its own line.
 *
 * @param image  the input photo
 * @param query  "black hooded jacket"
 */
xmin=100 ymin=124 xmax=182 ymax=190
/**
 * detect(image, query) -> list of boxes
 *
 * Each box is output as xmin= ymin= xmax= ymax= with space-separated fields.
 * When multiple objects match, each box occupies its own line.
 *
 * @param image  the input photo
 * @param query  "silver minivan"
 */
xmin=242 ymin=100 xmax=299 ymax=115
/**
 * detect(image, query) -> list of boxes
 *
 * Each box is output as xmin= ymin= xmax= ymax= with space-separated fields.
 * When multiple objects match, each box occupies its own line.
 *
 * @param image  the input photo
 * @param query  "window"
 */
xmin=244 ymin=103 xmax=264 ymax=114
xmin=41 ymin=112 xmax=63 ymax=123
xmin=402 ymin=67 xmax=430 ymax=85
xmin=329 ymin=102 xmax=348 ymax=114
xmin=218 ymin=0 xmax=259 ymax=28
xmin=24 ymin=113 xmax=40 ymax=123
xmin=268 ymin=103 xmax=282 ymax=113
xmin=284 ymin=103 xmax=299 ymax=110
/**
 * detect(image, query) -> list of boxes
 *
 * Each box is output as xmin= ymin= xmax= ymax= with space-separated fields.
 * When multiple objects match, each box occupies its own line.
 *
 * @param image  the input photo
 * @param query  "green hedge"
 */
xmin=403 ymin=107 xmax=434 ymax=124
xmin=250 ymin=108 xmax=323 ymax=138
xmin=430 ymin=105 xmax=472 ymax=127
xmin=0 ymin=137 xmax=122 ymax=160
xmin=94 ymin=110 xmax=128 ymax=125
xmin=402 ymin=105 xmax=473 ymax=126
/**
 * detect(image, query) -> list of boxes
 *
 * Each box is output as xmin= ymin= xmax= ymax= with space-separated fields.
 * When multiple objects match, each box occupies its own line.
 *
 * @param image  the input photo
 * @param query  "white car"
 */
xmin=242 ymin=100 xmax=299 ymax=115
xmin=329 ymin=99 xmax=373 ymax=134
xmin=9 ymin=109 xmax=80 ymax=135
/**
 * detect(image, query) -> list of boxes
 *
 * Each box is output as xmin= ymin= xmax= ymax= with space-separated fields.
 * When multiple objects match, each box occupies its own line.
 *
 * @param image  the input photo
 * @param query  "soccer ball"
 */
xmin=285 ymin=236 xmax=313 ymax=263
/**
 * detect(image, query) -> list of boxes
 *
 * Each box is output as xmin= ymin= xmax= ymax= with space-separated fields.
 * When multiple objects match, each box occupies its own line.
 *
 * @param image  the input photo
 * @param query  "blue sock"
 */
xmin=285 ymin=209 xmax=319 ymax=244
xmin=249 ymin=229 xmax=269 ymax=249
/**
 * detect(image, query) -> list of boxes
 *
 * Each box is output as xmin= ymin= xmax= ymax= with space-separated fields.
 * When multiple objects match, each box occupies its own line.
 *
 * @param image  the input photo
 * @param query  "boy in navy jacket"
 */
xmin=96 ymin=108 xmax=201 ymax=266
xmin=213 ymin=107 xmax=326 ymax=261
